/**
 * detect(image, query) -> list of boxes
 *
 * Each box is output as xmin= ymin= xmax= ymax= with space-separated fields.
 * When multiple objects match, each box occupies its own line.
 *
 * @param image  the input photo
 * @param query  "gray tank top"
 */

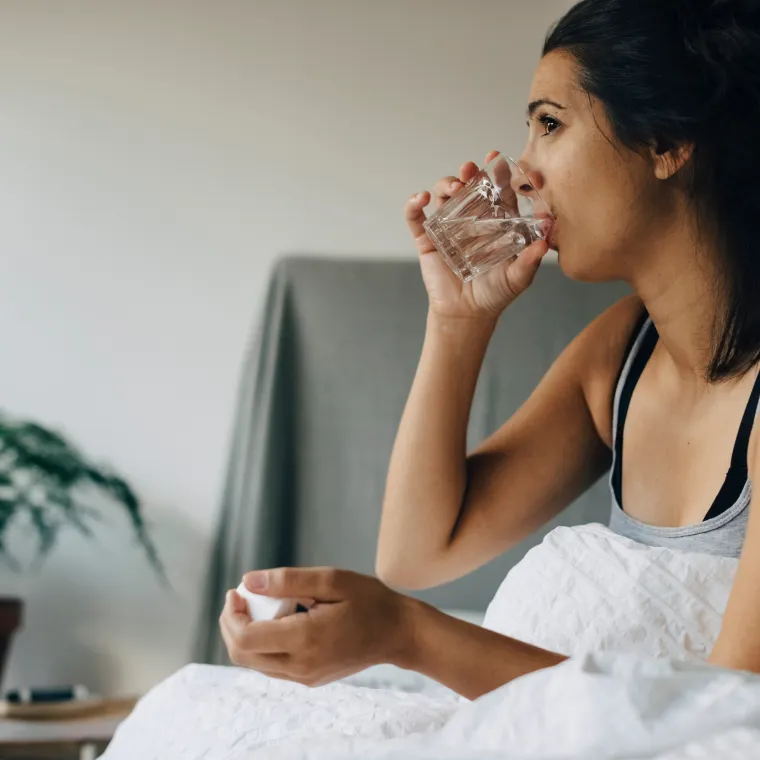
xmin=607 ymin=314 xmax=758 ymax=558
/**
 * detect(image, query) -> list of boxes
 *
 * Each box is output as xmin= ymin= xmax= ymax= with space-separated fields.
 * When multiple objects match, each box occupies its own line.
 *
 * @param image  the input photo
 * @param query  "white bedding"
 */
xmin=102 ymin=524 xmax=760 ymax=760
xmin=481 ymin=522 xmax=737 ymax=661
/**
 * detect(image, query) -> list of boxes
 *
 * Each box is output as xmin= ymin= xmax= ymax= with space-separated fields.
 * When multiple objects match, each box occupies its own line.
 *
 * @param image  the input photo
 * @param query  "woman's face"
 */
xmin=518 ymin=50 xmax=671 ymax=282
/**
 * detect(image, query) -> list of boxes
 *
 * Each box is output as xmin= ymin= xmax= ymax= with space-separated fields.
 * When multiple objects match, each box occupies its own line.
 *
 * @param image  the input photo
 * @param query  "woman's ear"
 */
xmin=651 ymin=140 xmax=694 ymax=180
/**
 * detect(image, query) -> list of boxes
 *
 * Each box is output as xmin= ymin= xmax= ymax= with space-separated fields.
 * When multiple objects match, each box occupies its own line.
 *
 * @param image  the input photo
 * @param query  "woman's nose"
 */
xmin=509 ymin=159 xmax=544 ymax=199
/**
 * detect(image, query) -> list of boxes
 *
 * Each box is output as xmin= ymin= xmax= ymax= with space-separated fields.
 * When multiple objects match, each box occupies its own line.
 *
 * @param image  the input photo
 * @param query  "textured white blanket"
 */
xmin=103 ymin=524 xmax=760 ymax=760
xmin=481 ymin=522 xmax=738 ymax=661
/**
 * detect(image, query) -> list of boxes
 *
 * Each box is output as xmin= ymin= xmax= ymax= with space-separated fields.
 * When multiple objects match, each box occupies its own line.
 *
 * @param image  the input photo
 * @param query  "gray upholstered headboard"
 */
xmin=197 ymin=256 xmax=630 ymax=662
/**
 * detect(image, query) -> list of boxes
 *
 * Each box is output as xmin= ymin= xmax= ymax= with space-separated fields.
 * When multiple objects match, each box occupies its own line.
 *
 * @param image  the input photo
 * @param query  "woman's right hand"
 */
xmin=406 ymin=150 xmax=549 ymax=321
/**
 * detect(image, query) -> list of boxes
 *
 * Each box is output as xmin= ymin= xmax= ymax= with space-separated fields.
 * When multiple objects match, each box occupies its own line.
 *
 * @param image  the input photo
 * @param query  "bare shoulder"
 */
xmin=571 ymin=294 xmax=647 ymax=448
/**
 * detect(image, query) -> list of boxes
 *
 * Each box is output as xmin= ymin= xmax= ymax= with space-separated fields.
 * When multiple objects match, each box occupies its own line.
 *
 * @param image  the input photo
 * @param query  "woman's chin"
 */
xmin=555 ymin=245 xmax=599 ymax=282
xmin=557 ymin=247 xmax=619 ymax=284
xmin=555 ymin=247 xmax=577 ymax=278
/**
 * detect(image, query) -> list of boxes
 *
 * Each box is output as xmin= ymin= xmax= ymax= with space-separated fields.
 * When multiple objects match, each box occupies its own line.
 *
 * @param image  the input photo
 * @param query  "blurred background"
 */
xmin=0 ymin=0 xmax=579 ymax=699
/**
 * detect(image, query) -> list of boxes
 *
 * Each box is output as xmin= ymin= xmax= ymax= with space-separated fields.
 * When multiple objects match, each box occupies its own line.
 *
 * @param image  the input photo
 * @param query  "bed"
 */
xmin=103 ymin=524 xmax=760 ymax=759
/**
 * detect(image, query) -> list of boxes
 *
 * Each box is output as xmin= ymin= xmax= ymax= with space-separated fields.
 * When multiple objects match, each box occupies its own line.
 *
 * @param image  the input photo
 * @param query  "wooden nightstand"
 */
xmin=0 ymin=697 xmax=137 ymax=760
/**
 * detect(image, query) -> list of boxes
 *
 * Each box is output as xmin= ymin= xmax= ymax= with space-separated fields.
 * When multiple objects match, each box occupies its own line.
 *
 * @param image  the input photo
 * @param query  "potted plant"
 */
xmin=0 ymin=411 xmax=163 ymax=686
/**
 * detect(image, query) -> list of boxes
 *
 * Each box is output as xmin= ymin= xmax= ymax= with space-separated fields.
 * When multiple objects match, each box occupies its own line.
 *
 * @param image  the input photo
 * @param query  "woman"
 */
xmin=220 ymin=0 xmax=760 ymax=701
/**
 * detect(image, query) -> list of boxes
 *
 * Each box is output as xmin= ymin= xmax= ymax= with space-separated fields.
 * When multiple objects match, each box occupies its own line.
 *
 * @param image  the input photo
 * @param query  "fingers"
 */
xmin=219 ymin=615 xmax=300 ymax=655
xmin=434 ymin=158 xmax=487 ymax=208
xmin=220 ymin=590 xmax=304 ymax=653
xmin=448 ymin=154 xmax=491 ymax=200
xmin=521 ymin=237 xmax=550 ymax=266
xmin=432 ymin=175 xmax=463 ymax=210
xmin=220 ymin=614 xmax=291 ymax=673
xmin=223 ymin=589 xmax=250 ymax=623
xmin=407 ymin=151 xmax=501 ymax=250
xmin=405 ymin=190 xmax=431 ymax=242
xmin=229 ymin=589 xmax=248 ymax=616
xmin=407 ymin=154 xmax=494 ymax=235
xmin=506 ymin=239 xmax=549 ymax=293
xmin=490 ymin=155 xmax=519 ymax=214
xmin=219 ymin=589 xmax=326 ymax=685
xmin=219 ymin=612 xmax=308 ymax=685
xmin=242 ymin=567 xmax=353 ymax=602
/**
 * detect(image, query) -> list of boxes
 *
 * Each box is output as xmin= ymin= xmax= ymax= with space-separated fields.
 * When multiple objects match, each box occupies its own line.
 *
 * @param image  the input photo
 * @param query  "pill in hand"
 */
xmin=236 ymin=582 xmax=299 ymax=621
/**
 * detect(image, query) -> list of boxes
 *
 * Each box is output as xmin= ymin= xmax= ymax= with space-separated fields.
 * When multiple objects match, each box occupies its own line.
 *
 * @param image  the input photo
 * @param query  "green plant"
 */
xmin=0 ymin=412 xmax=164 ymax=578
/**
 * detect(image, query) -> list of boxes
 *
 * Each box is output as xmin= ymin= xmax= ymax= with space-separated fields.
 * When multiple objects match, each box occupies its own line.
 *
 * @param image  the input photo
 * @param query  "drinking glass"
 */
xmin=423 ymin=153 xmax=554 ymax=282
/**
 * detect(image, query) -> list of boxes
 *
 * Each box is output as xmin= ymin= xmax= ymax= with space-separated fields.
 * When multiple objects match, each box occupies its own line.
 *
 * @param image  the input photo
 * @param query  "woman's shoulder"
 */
xmin=573 ymin=294 xmax=647 ymax=447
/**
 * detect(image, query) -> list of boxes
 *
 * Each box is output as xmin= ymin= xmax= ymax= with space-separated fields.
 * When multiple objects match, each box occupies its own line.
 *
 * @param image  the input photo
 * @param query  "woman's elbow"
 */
xmin=375 ymin=555 xmax=440 ymax=591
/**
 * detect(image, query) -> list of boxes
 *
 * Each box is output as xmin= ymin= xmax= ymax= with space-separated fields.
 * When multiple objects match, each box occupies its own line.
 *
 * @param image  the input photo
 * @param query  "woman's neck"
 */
xmin=630 ymin=213 xmax=723 ymax=387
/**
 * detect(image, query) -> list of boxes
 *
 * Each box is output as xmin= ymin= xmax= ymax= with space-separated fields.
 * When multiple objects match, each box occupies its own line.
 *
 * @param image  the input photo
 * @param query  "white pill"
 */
xmin=236 ymin=582 xmax=298 ymax=621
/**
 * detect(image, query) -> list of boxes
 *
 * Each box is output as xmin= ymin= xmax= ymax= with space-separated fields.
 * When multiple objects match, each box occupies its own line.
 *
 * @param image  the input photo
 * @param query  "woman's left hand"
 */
xmin=219 ymin=567 xmax=414 ymax=687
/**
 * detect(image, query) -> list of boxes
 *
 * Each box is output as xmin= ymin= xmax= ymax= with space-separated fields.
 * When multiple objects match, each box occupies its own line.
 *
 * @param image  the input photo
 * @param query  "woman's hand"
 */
xmin=219 ymin=567 xmax=413 ymax=687
xmin=406 ymin=149 xmax=549 ymax=321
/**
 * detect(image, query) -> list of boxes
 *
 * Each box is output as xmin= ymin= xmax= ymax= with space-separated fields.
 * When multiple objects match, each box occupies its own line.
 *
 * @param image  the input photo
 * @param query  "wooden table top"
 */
xmin=0 ymin=697 xmax=137 ymax=748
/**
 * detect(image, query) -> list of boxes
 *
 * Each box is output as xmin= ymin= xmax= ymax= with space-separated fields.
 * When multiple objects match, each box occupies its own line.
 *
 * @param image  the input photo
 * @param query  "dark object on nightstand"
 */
xmin=0 ymin=600 xmax=22 ymax=690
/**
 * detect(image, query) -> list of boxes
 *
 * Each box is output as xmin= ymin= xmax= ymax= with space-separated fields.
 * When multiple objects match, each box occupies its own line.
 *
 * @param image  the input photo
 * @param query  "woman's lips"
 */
xmin=547 ymin=220 xmax=558 ymax=250
xmin=537 ymin=217 xmax=557 ymax=249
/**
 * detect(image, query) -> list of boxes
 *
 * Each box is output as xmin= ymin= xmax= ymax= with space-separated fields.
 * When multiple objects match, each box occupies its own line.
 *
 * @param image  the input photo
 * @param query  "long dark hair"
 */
xmin=544 ymin=0 xmax=760 ymax=382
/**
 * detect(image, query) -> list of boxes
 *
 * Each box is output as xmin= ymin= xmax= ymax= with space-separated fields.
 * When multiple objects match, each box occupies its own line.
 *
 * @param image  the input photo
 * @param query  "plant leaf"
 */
xmin=0 ymin=410 xmax=166 ymax=583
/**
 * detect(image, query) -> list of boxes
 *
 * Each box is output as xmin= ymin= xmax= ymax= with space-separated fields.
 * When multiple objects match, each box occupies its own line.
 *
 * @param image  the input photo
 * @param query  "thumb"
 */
xmin=504 ymin=239 xmax=549 ymax=294
xmin=242 ymin=567 xmax=351 ymax=602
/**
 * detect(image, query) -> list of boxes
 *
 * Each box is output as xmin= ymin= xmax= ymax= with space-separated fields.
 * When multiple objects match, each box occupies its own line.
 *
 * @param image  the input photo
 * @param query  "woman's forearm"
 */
xmin=395 ymin=596 xmax=567 ymax=701
xmin=376 ymin=312 xmax=497 ymax=588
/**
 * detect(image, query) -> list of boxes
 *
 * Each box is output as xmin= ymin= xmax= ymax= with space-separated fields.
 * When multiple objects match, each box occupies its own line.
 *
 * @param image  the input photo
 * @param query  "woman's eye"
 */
xmin=538 ymin=115 xmax=561 ymax=136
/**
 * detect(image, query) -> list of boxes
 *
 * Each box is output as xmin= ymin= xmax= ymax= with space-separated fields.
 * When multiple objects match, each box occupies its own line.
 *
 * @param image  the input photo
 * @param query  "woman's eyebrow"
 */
xmin=526 ymin=99 xmax=567 ymax=117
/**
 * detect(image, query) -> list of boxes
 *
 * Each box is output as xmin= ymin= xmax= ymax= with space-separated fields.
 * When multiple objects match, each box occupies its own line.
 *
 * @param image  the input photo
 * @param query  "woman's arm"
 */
xmin=220 ymin=566 xmax=566 ymax=700
xmin=397 ymin=597 xmax=566 ymax=700
xmin=376 ymin=312 xmax=499 ymax=586
xmin=377 ymin=295 xmax=644 ymax=591
xmin=707 ymin=429 xmax=760 ymax=672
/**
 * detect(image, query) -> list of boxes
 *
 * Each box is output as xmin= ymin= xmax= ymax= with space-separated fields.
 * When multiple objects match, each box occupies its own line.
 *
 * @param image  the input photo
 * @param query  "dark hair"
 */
xmin=544 ymin=0 xmax=760 ymax=382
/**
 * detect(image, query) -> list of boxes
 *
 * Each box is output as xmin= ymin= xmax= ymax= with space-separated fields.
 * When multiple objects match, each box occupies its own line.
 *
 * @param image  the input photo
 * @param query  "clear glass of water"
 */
xmin=423 ymin=153 xmax=554 ymax=282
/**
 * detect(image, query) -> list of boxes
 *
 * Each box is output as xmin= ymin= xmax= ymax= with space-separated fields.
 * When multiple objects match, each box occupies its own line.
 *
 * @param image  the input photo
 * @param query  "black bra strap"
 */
xmin=611 ymin=313 xmax=656 ymax=506
xmin=612 ymin=311 xmax=760 ymax=522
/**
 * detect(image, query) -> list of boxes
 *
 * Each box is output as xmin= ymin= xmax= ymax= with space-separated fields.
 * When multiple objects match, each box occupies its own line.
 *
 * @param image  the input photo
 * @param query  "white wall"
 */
xmin=0 ymin=0 xmax=572 ymax=697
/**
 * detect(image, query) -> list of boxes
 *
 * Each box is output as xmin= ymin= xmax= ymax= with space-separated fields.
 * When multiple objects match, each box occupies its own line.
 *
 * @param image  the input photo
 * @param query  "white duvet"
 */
xmin=102 ymin=524 xmax=760 ymax=760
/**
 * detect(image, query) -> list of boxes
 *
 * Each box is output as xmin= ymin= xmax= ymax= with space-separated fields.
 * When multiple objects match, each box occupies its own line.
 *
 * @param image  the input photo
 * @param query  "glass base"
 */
xmin=424 ymin=215 xmax=477 ymax=282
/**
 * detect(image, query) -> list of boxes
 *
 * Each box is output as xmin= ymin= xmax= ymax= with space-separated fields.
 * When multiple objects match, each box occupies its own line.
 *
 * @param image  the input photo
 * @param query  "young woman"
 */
xmin=220 ymin=0 xmax=760 ymax=701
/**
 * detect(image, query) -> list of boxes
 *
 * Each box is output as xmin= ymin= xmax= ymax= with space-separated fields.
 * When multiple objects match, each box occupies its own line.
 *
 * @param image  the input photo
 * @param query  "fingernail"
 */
xmin=246 ymin=572 xmax=268 ymax=590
